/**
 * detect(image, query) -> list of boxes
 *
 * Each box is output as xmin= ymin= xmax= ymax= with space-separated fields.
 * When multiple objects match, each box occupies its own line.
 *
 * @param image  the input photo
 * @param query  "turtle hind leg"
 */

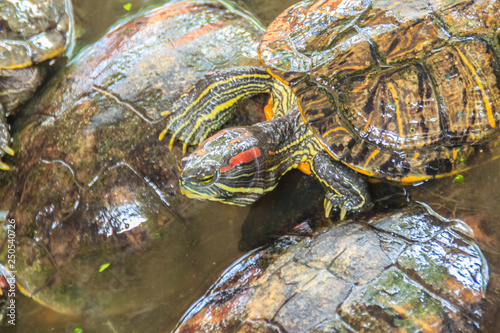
xmin=311 ymin=151 xmax=371 ymax=219
xmin=159 ymin=67 xmax=275 ymax=153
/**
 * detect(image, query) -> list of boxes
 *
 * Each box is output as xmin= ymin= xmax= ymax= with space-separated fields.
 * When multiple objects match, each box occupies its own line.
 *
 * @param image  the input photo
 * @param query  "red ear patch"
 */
xmin=220 ymin=147 xmax=261 ymax=173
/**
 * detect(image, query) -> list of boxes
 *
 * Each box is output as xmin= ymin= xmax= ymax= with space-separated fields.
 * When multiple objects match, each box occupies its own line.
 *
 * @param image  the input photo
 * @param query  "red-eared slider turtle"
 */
xmin=161 ymin=0 xmax=500 ymax=219
xmin=0 ymin=0 xmax=74 ymax=170
xmin=174 ymin=203 xmax=489 ymax=332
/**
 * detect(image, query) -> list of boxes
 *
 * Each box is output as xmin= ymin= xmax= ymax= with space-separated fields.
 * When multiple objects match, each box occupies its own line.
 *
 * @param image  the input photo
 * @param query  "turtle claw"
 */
xmin=159 ymin=109 xmax=193 ymax=152
xmin=2 ymin=145 xmax=14 ymax=156
xmin=0 ymin=161 xmax=11 ymax=171
xmin=324 ymin=198 xmax=333 ymax=218
xmin=161 ymin=114 xmax=197 ymax=153
xmin=158 ymin=127 xmax=169 ymax=141
xmin=158 ymin=111 xmax=173 ymax=141
xmin=324 ymin=193 xmax=352 ymax=220
xmin=169 ymin=135 xmax=176 ymax=150
xmin=340 ymin=204 xmax=348 ymax=221
xmin=158 ymin=85 xmax=221 ymax=152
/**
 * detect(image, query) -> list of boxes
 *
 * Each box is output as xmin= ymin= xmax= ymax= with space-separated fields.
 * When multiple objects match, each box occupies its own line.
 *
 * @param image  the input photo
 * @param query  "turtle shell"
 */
xmin=258 ymin=0 xmax=500 ymax=183
xmin=174 ymin=204 xmax=488 ymax=332
xmin=0 ymin=0 xmax=72 ymax=70
xmin=5 ymin=0 xmax=266 ymax=323
xmin=0 ymin=0 xmax=74 ymax=113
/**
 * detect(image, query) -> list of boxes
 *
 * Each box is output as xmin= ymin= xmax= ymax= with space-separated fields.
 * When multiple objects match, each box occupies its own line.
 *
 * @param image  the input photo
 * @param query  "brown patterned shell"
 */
xmin=258 ymin=0 xmax=500 ymax=183
xmin=0 ymin=0 xmax=73 ymax=70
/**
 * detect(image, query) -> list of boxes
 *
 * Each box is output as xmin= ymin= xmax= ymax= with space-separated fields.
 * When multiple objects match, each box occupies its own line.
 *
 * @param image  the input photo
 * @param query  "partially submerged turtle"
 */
xmin=161 ymin=0 xmax=500 ymax=219
xmin=0 ymin=0 xmax=74 ymax=170
xmin=4 ymin=0 xmax=273 ymax=326
xmin=174 ymin=203 xmax=488 ymax=332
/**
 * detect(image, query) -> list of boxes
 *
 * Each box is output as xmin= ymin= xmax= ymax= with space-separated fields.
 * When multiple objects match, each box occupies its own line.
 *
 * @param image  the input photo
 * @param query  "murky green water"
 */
xmin=6 ymin=0 xmax=500 ymax=332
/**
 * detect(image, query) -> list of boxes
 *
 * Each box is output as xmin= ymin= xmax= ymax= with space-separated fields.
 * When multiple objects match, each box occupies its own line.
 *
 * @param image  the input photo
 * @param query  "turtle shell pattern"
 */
xmin=0 ymin=0 xmax=72 ymax=70
xmin=259 ymin=0 xmax=500 ymax=183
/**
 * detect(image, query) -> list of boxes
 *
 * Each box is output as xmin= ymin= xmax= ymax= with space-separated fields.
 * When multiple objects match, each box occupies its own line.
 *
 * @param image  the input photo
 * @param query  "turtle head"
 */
xmin=180 ymin=128 xmax=270 ymax=206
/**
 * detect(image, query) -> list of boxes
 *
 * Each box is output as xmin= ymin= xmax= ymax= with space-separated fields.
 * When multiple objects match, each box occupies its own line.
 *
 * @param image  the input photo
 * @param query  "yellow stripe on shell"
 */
xmin=298 ymin=93 xmax=426 ymax=182
xmin=264 ymin=65 xmax=290 ymax=86
xmin=363 ymin=148 xmax=380 ymax=170
xmin=387 ymin=82 xmax=405 ymax=149
xmin=455 ymin=46 xmax=496 ymax=128
xmin=322 ymin=126 xmax=351 ymax=138
xmin=17 ymin=282 xmax=74 ymax=315
xmin=297 ymin=96 xmax=346 ymax=164
xmin=347 ymin=159 xmax=473 ymax=184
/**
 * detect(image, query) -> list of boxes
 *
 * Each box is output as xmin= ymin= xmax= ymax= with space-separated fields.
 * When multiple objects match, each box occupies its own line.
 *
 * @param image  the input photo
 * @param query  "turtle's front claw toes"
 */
xmin=323 ymin=193 xmax=353 ymax=220
xmin=2 ymin=145 xmax=14 ymax=156
xmin=159 ymin=127 xmax=169 ymax=141
xmin=340 ymin=203 xmax=348 ymax=221
xmin=161 ymin=119 xmax=195 ymax=153
xmin=0 ymin=161 xmax=11 ymax=171
xmin=159 ymin=120 xmax=180 ymax=151
xmin=158 ymin=106 xmax=207 ymax=152
xmin=323 ymin=198 xmax=334 ymax=218
xmin=158 ymin=111 xmax=174 ymax=141
xmin=168 ymin=135 xmax=177 ymax=150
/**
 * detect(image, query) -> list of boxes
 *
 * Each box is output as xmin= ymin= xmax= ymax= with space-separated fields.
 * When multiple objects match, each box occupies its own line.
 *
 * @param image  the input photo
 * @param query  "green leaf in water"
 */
xmin=453 ymin=174 xmax=464 ymax=183
xmin=459 ymin=158 xmax=465 ymax=162
xmin=74 ymin=328 xmax=83 ymax=333
xmin=99 ymin=263 xmax=110 ymax=272
xmin=123 ymin=3 xmax=132 ymax=11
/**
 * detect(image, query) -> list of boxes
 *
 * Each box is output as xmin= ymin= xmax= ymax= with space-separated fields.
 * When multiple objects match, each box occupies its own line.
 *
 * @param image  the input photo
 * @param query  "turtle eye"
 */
xmin=195 ymin=166 xmax=218 ymax=185
xmin=199 ymin=174 xmax=214 ymax=184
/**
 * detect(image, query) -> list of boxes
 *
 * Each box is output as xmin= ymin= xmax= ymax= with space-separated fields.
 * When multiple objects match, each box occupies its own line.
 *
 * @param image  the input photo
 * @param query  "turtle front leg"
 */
xmin=159 ymin=67 xmax=275 ymax=153
xmin=311 ymin=151 xmax=371 ymax=219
